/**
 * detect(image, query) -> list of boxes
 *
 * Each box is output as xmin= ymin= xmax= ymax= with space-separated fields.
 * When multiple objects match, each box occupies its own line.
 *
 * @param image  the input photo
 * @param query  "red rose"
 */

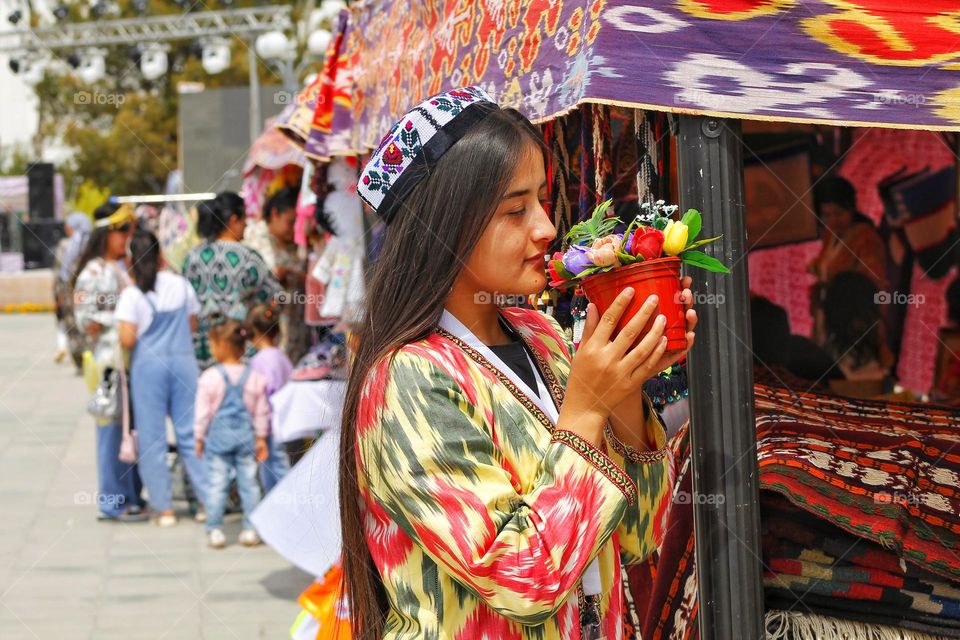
xmin=629 ymin=227 xmax=665 ymax=260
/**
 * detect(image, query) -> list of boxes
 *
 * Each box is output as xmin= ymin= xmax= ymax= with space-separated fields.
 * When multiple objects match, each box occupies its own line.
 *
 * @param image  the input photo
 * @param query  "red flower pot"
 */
xmin=580 ymin=256 xmax=687 ymax=352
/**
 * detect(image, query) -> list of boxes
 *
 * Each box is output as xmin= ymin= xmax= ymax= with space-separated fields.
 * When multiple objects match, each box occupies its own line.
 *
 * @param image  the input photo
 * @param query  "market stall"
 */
xmin=247 ymin=2 xmax=960 ymax=639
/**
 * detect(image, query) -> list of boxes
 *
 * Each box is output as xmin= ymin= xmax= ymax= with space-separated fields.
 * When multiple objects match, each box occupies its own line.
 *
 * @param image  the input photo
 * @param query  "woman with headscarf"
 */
xmin=53 ymin=211 xmax=93 ymax=368
xmin=338 ymin=87 xmax=696 ymax=639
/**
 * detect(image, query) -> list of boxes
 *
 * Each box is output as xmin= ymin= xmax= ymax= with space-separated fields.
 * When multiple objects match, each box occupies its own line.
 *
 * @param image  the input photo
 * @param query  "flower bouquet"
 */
xmin=548 ymin=200 xmax=730 ymax=350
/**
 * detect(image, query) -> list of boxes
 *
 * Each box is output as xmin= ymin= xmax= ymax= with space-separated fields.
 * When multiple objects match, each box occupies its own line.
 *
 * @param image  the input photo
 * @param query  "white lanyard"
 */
xmin=438 ymin=309 xmax=603 ymax=598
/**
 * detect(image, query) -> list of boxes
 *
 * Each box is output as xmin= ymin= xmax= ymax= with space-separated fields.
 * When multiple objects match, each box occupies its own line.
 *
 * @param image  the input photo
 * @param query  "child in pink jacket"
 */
xmin=194 ymin=316 xmax=269 ymax=549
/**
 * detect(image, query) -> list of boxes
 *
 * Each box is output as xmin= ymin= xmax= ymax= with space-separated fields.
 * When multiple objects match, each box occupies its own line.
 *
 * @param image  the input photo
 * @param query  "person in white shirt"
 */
xmin=117 ymin=230 xmax=206 ymax=528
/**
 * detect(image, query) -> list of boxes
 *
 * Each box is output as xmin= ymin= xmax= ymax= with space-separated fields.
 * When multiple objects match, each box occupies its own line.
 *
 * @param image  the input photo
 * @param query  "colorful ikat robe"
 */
xmin=356 ymin=307 xmax=672 ymax=639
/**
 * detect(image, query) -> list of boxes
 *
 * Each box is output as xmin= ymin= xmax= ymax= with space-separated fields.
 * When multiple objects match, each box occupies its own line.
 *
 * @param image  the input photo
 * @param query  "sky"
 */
xmin=0 ymin=37 xmax=40 ymax=157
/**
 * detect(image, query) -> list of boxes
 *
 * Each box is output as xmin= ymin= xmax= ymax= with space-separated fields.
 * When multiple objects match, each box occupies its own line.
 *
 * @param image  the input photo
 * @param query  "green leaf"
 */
xmin=681 ymin=209 xmax=702 ymax=243
xmin=563 ymin=198 xmax=622 ymax=245
xmin=550 ymin=260 xmax=576 ymax=281
xmin=684 ymin=234 xmax=723 ymax=251
xmin=615 ymin=251 xmax=643 ymax=266
xmin=680 ymin=249 xmax=731 ymax=273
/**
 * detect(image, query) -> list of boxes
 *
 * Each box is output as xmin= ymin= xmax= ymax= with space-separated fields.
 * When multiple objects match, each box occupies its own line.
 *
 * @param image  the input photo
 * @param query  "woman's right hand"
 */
xmin=557 ymin=288 xmax=668 ymax=446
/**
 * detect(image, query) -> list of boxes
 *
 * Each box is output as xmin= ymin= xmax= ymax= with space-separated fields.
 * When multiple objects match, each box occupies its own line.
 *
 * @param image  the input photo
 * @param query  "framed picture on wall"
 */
xmin=742 ymin=134 xmax=820 ymax=250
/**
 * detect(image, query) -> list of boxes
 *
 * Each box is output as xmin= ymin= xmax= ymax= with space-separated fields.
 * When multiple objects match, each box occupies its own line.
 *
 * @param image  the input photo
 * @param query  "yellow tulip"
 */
xmin=662 ymin=219 xmax=689 ymax=256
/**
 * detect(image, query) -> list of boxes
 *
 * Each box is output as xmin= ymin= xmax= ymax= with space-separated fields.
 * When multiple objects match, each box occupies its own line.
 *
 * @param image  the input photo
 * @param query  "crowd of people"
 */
xmin=52 ymin=192 xmax=307 ymax=548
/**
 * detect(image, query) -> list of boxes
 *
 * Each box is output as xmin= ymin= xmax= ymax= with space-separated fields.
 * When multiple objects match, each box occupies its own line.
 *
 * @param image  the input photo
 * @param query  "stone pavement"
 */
xmin=0 ymin=314 xmax=312 ymax=639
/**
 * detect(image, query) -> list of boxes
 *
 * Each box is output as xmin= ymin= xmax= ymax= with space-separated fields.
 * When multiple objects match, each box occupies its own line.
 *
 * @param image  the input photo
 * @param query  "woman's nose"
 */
xmin=533 ymin=207 xmax=557 ymax=243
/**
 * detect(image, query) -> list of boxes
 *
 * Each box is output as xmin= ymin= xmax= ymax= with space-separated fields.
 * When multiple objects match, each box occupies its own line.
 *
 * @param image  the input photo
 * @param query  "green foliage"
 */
xmin=564 ymin=198 xmax=618 ymax=245
xmin=0 ymin=143 xmax=32 ymax=176
xmin=30 ymin=0 xmax=307 ymax=195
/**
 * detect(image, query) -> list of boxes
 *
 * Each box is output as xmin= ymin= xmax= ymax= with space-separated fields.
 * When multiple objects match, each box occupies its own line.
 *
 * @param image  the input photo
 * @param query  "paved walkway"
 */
xmin=0 ymin=314 xmax=311 ymax=639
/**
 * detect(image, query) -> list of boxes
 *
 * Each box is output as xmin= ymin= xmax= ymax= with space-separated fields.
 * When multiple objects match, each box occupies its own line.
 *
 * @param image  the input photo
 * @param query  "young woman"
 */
xmin=117 ymin=229 xmax=206 ymax=527
xmin=182 ymin=192 xmax=282 ymax=369
xmin=340 ymin=87 xmax=696 ymax=638
xmin=73 ymin=203 xmax=146 ymax=522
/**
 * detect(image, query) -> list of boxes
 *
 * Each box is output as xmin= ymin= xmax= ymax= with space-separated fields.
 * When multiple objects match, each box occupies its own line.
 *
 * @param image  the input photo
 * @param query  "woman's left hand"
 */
xmin=606 ymin=276 xmax=697 ymax=449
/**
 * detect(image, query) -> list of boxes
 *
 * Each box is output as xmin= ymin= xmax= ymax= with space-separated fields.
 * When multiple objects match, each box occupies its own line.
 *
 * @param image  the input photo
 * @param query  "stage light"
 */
xmin=201 ymin=38 xmax=231 ymax=75
xmin=79 ymin=50 xmax=106 ymax=84
xmin=140 ymin=44 xmax=168 ymax=80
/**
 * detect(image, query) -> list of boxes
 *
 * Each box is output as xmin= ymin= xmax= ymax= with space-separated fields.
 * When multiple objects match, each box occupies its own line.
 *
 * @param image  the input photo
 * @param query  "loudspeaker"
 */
xmin=20 ymin=220 xmax=65 ymax=270
xmin=27 ymin=162 xmax=55 ymax=220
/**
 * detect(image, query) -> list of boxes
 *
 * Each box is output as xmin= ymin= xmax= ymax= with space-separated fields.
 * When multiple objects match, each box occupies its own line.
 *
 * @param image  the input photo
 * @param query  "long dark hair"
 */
xmin=197 ymin=191 xmax=245 ymax=241
xmin=71 ymin=202 xmax=119 ymax=287
xmin=339 ymin=105 xmax=544 ymax=638
xmin=129 ymin=229 xmax=161 ymax=293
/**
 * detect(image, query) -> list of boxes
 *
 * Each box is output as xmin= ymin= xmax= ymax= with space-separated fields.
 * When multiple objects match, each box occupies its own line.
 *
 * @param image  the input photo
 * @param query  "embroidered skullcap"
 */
xmin=358 ymin=86 xmax=496 ymax=224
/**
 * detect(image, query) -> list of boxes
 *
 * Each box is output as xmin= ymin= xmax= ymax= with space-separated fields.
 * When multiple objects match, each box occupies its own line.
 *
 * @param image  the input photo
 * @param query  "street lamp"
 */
xmin=307 ymin=29 xmax=331 ymax=57
xmin=254 ymin=30 xmax=293 ymax=61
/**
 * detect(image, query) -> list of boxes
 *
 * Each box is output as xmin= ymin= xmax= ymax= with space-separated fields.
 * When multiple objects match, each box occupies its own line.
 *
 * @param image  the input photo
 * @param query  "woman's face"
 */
xmin=268 ymin=207 xmax=296 ymax=244
xmin=820 ymin=202 xmax=854 ymax=236
xmin=458 ymin=144 xmax=555 ymax=299
xmin=226 ymin=212 xmax=247 ymax=241
xmin=105 ymin=226 xmax=131 ymax=259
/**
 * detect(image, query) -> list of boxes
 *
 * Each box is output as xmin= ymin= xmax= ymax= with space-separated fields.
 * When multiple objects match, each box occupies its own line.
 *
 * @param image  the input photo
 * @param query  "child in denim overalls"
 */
xmin=194 ymin=317 xmax=269 ymax=549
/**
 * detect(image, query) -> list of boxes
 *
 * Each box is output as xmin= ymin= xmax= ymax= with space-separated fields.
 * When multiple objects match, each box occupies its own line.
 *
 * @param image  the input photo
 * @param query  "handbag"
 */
xmin=117 ymin=356 xmax=137 ymax=464
xmin=86 ymin=366 xmax=122 ymax=422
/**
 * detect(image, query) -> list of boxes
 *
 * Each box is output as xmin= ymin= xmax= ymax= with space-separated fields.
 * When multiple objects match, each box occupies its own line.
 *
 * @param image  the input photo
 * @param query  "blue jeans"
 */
xmin=131 ymin=356 xmax=206 ymax=512
xmin=95 ymin=420 xmax=144 ymax=517
xmin=260 ymin=433 xmax=289 ymax=494
xmin=204 ymin=448 xmax=261 ymax=531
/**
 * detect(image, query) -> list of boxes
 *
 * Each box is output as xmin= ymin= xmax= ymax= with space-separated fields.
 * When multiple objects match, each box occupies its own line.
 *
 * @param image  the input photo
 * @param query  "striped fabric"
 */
xmin=356 ymin=307 xmax=671 ymax=638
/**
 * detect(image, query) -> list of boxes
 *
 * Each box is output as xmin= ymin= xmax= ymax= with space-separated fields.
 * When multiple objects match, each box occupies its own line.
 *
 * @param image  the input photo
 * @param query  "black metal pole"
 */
xmin=676 ymin=115 xmax=764 ymax=640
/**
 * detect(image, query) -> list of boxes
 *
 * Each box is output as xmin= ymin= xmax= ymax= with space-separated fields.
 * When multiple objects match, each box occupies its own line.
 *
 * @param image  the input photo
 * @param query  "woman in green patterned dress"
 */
xmin=182 ymin=192 xmax=282 ymax=368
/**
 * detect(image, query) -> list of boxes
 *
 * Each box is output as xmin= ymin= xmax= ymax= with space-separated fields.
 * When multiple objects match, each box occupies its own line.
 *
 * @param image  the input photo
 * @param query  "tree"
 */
xmin=29 ymin=0 xmax=307 ymax=196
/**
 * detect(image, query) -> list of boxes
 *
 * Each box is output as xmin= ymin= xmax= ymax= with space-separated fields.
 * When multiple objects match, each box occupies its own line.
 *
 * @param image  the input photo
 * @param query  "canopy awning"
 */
xmin=290 ymin=0 xmax=960 ymax=159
